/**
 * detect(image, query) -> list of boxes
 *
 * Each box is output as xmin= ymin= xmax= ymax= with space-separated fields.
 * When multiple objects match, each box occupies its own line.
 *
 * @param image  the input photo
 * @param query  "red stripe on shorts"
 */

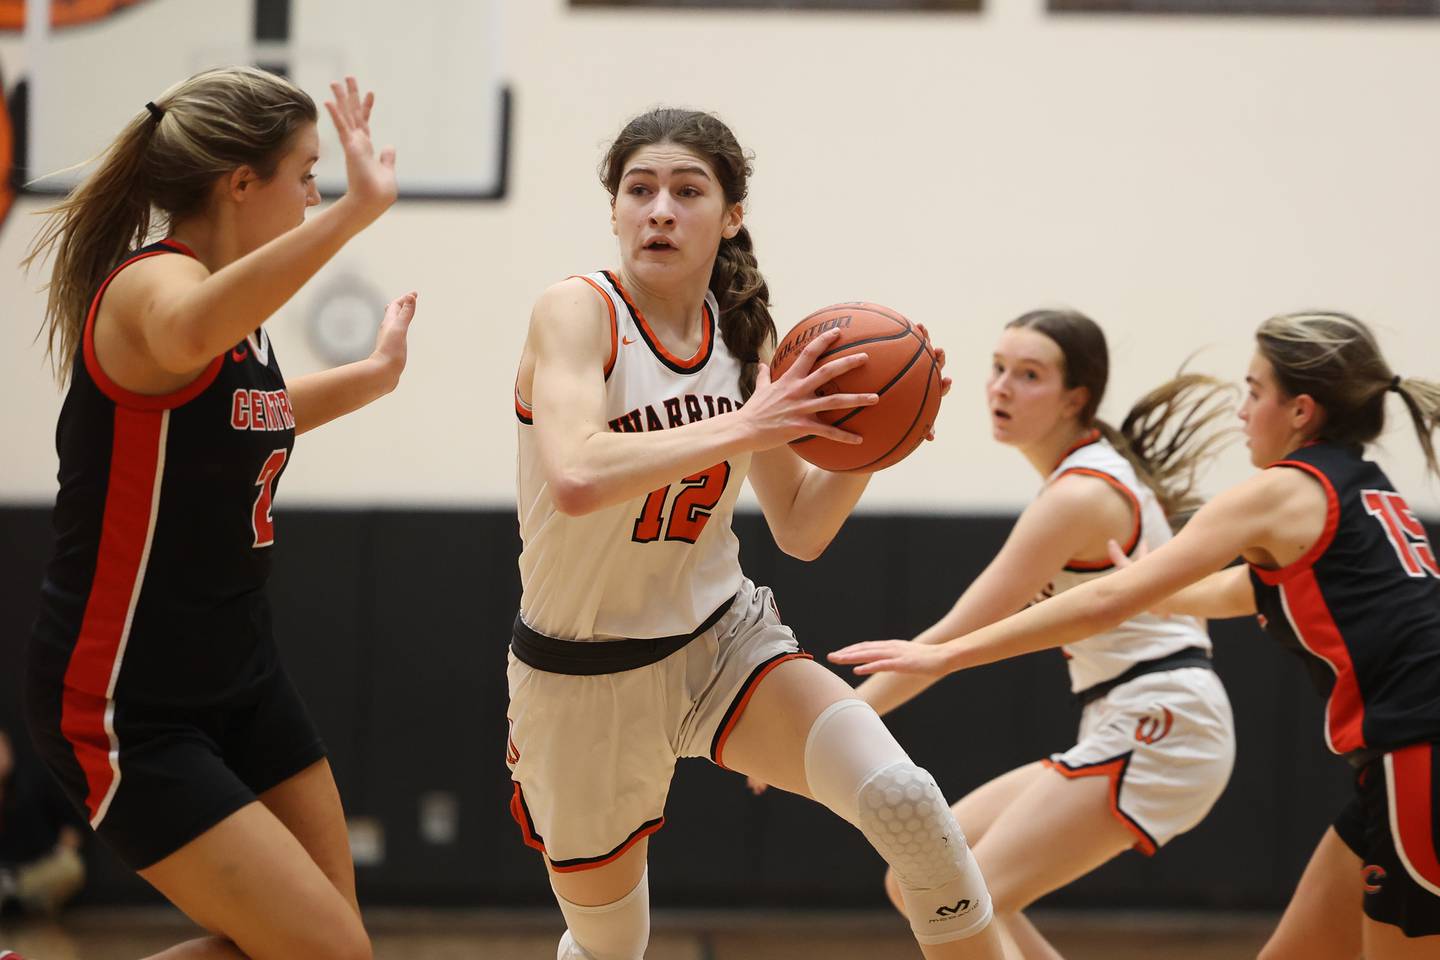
xmin=60 ymin=407 xmax=167 ymax=823
xmin=1387 ymin=743 xmax=1440 ymax=896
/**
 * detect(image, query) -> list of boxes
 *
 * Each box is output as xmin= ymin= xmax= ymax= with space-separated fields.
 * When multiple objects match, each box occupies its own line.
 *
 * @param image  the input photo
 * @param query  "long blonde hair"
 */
xmin=24 ymin=66 xmax=315 ymax=381
xmin=1257 ymin=311 xmax=1440 ymax=478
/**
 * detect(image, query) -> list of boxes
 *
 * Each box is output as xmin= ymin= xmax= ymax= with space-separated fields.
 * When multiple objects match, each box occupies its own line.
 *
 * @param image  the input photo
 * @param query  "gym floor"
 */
xmin=0 ymin=907 xmax=1275 ymax=959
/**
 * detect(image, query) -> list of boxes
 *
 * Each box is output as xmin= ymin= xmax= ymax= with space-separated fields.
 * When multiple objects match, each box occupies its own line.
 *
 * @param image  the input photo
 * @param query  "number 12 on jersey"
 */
xmin=633 ymin=462 xmax=732 ymax=544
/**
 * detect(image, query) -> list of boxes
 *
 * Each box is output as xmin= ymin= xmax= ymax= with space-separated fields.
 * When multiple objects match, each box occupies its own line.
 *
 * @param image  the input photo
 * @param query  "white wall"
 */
xmin=3 ymin=0 xmax=1438 ymax=511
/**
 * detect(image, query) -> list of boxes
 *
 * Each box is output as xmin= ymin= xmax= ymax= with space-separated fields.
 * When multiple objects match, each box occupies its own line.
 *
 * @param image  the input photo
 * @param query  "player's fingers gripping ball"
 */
xmin=771 ymin=303 xmax=943 ymax=473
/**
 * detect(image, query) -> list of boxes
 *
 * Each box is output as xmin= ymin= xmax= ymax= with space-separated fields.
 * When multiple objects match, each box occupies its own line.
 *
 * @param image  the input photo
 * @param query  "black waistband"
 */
xmin=511 ymin=594 xmax=737 ymax=676
xmin=1076 ymin=646 xmax=1214 ymax=708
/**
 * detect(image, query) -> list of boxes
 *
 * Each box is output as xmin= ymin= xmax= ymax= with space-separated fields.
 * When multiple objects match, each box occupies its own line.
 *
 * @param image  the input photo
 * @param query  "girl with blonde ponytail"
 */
xmin=834 ymin=311 xmax=1440 ymax=958
xmin=25 ymin=67 xmax=415 ymax=960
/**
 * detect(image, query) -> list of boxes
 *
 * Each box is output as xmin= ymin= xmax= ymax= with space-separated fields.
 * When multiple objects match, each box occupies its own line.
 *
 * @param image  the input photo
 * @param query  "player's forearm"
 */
xmin=288 ymin=355 xmax=399 ymax=436
xmin=769 ymin=469 xmax=870 ymax=561
xmin=162 ymin=199 xmax=369 ymax=367
xmin=866 ymin=589 xmax=1026 ymax=711
xmin=1162 ymin=567 xmax=1257 ymax=619
xmin=942 ymin=575 xmax=1135 ymax=672
xmin=548 ymin=412 xmax=756 ymax=516
xmin=855 ymin=670 xmax=941 ymax=717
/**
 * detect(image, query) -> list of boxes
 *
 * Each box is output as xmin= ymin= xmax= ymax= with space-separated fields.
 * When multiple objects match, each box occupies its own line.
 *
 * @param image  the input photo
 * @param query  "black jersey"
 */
xmin=1249 ymin=442 xmax=1440 ymax=756
xmin=31 ymin=240 xmax=296 ymax=712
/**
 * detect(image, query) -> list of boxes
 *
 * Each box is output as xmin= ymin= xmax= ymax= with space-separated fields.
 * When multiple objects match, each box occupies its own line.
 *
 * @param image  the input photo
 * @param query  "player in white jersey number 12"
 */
xmin=508 ymin=108 xmax=1004 ymax=960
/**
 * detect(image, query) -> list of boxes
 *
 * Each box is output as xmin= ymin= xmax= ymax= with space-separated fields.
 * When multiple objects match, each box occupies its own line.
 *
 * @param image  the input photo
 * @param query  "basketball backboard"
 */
xmin=4 ymin=0 xmax=510 ymax=201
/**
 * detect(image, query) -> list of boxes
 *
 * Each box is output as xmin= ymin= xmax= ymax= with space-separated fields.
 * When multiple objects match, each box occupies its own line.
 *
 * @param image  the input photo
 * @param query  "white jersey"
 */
xmin=515 ymin=271 xmax=749 ymax=641
xmin=1034 ymin=432 xmax=1211 ymax=693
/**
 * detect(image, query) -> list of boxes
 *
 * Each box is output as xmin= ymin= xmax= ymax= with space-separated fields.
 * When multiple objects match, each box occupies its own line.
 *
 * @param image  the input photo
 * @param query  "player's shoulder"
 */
xmin=1047 ymin=465 xmax=1132 ymax=508
xmin=1212 ymin=462 xmax=1328 ymax=532
xmin=1032 ymin=473 xmax=1133 ymax=544
xmin=528 ymin=275 xmax=614 ymax=357
xmin=532 ymin=275 xmax=610 ymax=320
xmin=105 ymin=246 xmax=209 ymax=303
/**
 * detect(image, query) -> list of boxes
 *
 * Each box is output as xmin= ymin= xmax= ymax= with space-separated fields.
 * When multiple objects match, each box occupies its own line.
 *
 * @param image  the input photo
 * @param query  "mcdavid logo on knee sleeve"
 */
xmin=934 ymin=899 xmax=977 ymax=920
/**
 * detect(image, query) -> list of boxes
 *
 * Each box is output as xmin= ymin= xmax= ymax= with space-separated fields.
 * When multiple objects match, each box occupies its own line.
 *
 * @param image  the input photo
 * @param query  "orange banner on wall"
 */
xmin=0 ymin=0 xmax=147 ymax=31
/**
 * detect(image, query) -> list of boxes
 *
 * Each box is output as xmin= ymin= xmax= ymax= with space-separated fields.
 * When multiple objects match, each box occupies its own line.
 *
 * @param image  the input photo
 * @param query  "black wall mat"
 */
xmin=0 ymin=506 xmax=1367 ymax=910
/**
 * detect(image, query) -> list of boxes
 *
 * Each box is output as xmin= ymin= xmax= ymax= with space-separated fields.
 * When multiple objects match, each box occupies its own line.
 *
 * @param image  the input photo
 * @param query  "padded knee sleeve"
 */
xmin=553 ymin=868 xmax=650 ymax=960
xmin=804 ymin=699 xmax=993 ymax=944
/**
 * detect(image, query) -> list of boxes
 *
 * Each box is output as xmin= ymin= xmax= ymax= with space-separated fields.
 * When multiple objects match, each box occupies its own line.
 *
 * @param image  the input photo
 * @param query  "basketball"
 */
xmin=769 ymin=302 xmax=942 ymax=473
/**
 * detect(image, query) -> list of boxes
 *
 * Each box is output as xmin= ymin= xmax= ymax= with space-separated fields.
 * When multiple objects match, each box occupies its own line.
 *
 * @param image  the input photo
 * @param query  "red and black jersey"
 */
xmin=1249 ymin=442 xmax=1440 ymax=756
xmin=31 ymin=240 xmax=296 ymax=707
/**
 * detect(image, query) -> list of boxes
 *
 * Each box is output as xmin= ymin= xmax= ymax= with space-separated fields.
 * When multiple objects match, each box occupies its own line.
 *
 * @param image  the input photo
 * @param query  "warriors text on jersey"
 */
xmin=1249 ymin=442 xmax=1440 ymax=756
xmin=32 ymin=240 xmax=296 ymax=712
xmin=515 ymin=270 xmax=748 ymax=641
xmin=1034 ymin=431 xmax=1212 ymax=693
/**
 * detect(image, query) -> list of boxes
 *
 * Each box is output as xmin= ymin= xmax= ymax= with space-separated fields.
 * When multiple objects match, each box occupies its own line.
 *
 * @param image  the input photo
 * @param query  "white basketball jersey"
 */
xmin=515 ymin=271 xmax=749 ymax=641
xmin=1034 ymin=432 xmax=1210 ymax=692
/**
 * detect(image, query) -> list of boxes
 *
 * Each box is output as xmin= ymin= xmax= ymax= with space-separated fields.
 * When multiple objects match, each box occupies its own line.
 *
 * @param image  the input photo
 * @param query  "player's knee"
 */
xmin=859 ymin=762 xmax=993 ymax=943
xmin=554 ymin=868 xmax=650 ymax=960
xmin=803 ymin=700 xmax=993 ymax=944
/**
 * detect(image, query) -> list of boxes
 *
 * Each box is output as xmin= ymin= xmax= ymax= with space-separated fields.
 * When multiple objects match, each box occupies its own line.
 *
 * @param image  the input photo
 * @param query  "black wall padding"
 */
xmin=0 ymin=506 xmax=1366 ymax=910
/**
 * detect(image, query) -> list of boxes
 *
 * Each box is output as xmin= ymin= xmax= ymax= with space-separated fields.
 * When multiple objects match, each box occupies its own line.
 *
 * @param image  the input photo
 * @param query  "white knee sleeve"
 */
xmin=553 ymin=868 xmax=650 ymax=960
xmin=804 ymin=699 xmax=993 ymax=944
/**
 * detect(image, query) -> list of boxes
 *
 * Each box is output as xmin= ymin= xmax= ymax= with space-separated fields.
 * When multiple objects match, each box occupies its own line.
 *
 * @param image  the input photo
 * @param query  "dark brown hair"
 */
xmin=600 ymin=108 xmax=773 ymax=398
xmin=1008 ymin=309 xmax=1236 ymax=525
xmin=25 ymin=66 xmax=316 ymax=381
xmin=1257 ymin=311 xmax=1440 ymax=477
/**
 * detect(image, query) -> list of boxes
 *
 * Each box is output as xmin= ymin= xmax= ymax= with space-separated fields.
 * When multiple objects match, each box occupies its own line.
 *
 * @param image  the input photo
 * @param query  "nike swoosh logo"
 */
xmin=231 ymin=346 xmax=249 ymax=363
xmin=622 ymin=336 xmax=636 ymax=346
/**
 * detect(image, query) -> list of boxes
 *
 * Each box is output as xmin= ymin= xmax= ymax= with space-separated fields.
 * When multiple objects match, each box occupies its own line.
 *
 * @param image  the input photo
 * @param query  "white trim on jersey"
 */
xmin=1277 ymin=584 xmax=1342 ymax=757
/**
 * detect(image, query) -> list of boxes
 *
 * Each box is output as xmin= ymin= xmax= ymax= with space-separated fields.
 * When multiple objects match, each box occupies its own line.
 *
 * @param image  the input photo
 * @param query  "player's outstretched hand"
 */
xmin=371 ymin=291 xmax=417 ymax=389
xmin=325 ymin=76 xmax=397 ymax=223
xmin=741 ymin=328 xmax=879 ymax=450
xmin=828 ymin=638 xmax=952 ymax=677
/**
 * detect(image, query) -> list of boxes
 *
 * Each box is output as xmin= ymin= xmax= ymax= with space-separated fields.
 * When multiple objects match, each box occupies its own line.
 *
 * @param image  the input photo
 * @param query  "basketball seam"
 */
xmin=815 ymin=327 xmax=913 ymax=362
xmin=844 ymin=343 xmax=938 ymax=471
xmin=792 ymin=336 xmax=932 ymax=446
xmin=827 ymin=338 xmax=929 ymax=431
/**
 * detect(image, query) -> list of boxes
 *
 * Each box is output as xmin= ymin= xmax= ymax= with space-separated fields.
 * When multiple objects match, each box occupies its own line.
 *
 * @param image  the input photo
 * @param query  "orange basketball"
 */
xmin=770 ymin=302 xmax=942 ymax=473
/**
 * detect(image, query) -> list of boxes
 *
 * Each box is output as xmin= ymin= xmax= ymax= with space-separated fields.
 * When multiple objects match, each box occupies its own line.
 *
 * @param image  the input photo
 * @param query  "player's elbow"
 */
xmin=782 ymin=541 xmax=825 ymax=562
xmin=773 ymin=527 xmax=831 ymax=562
xmin=549 ymin=472 xmax=600 ymax=517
